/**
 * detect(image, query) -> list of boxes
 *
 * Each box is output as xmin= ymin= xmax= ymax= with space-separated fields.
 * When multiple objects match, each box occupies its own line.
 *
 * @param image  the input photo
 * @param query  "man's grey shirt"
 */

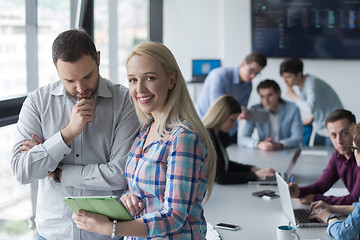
xmin=11 ymin=77 xmax=140 ymax=239
xmin=295 ymin=74 xmax=343 ymax=137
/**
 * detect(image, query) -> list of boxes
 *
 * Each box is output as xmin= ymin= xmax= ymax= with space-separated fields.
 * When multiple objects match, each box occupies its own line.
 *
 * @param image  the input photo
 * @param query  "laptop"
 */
xmin=248 ymin=146 xmax=302 ymax=185
xmin=276 ymin=172 xmax=327 ymax=228
xmin=191 ymin=59 xmax=221 ymax=82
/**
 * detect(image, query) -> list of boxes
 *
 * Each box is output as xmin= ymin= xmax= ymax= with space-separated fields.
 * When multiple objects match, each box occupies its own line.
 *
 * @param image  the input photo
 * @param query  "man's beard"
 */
xmin=68 ymin=88 xmax=96 ymax=101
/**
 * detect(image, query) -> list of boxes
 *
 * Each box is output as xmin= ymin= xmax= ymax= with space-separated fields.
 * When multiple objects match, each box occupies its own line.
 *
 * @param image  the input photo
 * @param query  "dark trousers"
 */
xmin=313 ymin=134 xmax=332 ymax=147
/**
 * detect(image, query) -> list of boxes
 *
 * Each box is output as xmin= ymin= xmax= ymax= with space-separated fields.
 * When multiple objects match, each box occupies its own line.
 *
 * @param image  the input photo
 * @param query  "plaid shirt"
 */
xmin=124 ymin=120 xmax=209 ymax=239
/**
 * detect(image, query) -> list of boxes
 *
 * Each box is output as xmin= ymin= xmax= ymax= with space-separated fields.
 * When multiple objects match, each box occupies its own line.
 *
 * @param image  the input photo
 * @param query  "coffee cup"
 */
xmin=277 ymin=225 xmax=300 ymax=240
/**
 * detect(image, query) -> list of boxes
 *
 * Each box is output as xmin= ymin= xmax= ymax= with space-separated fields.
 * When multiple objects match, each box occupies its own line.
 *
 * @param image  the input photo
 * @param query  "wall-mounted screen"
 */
xmin=251 ymin=0 xmax=360 ymax=59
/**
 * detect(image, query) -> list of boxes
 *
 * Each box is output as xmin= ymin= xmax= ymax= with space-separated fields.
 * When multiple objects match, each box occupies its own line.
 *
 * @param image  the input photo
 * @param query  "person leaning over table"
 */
xmin=11 ymin=28 xmax=140 ymax=240
xmin=72 ymin=41 xmax=217 ymax=239
xmin=196 ymin=52 xmax=267 ymax=147
xmin=239 ymin=79 xmax=303 ymax=151
xmin=308 ymin=122 xmax=360 ymax=240
xmin=202 ymin=94 xmax=275 ymax=184
xmin=280 ymin=57 xmax=343 ymax=146
xmin=288 ymin=109 xmax=360 ymax=205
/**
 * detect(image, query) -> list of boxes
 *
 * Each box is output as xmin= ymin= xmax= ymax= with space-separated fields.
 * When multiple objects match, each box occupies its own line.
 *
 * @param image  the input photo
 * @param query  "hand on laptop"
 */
xmin=308 ymin=207 xmax=330 ymax=223
xmin=310 ymin=200 xmax=353 ymax=219
xmin=309 ymin=200 xmax=333 ymax=223
xmin=310 ymin=200 xmax=331 ymax=213
xmin=253 ymin=167 xmax=275 ymax=180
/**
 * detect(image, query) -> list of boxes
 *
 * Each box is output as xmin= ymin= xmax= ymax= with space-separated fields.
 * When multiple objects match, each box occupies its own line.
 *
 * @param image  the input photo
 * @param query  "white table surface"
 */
xmin=204 ymin=145 xmax=340 ymax=240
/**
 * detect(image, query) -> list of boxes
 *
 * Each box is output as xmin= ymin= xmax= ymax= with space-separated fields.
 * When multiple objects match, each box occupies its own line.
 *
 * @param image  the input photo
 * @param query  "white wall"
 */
xmin=164 ymin=0 xmax=360 ymax=120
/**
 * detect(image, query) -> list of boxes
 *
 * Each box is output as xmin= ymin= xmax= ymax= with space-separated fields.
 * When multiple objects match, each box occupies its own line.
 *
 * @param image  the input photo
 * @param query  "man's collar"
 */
xmin=51 ymin=81 xmax=65 ymax=96
xmin=234 ymin=66 xmax=242 ymax=84
xmin=336 ymin=150 xmax=355 ymax=163
xmin=96 ymin=76 xmax=113 ymax=98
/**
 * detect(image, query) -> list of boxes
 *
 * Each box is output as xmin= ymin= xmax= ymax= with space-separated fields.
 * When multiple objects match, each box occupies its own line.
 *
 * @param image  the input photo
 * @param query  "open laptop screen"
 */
xmin=192 ymin=59 xmax=221 ymax=82
xmin=283 ymin=146 xmax=302 ymax=181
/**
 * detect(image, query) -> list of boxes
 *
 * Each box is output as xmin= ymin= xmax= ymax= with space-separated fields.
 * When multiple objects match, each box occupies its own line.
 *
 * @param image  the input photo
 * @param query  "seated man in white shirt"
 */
xmin=239 ymin=79 xmax=303 ymax=151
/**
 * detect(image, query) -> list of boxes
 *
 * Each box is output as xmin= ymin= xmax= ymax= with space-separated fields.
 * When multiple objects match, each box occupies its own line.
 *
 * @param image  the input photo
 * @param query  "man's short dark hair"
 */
xmin=280 ymin=58 xmax=303 ymax=76
xmin=244 ymin=52 xmax=267 ymax=68
xmin=52 ymin=28 xmax=98 ymax=66
xmin=325 ymin=109 xmax=356 ymax=126
xmin=257 ymin=79 xmax=284 ymax=103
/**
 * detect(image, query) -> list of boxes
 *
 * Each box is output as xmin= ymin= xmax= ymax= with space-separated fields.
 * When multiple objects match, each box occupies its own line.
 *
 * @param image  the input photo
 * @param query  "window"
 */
xmin=0 ymin=124 xmax=33 ymax=239
xmin=117 ymin=0 xmax=149 ymax=86
xmin=94 ymin=0 xmax=149 ymax=87
xmin=38 ymin=0 xmax=70 ymax=87
xmin=0 ymin=0 xmax=160 ymax=238
xmin=0 ymin=0 xmax=26 ymax=100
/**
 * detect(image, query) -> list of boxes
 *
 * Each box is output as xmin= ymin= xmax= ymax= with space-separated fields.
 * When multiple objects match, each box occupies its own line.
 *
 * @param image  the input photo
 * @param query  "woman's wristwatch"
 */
xmin=327 ymin=214 xmax=338 ymax=225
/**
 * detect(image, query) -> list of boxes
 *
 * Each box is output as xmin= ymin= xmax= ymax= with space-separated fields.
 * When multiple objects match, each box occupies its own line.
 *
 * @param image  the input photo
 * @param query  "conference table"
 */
xmin=204 ymin=145 xmax=344 ymax=240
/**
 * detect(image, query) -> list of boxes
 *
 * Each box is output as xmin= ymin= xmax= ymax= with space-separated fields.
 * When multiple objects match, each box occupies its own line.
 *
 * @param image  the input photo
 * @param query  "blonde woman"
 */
xmin=72 ymin=41 xmax=216 ymax=239
xmin=203 ymin=95 xmax=274 ymax=184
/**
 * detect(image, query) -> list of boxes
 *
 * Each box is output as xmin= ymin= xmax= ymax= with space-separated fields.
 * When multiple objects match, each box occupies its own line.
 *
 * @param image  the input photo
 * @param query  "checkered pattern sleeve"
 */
xmin=143 ymin=128 xmax=207 ymax=238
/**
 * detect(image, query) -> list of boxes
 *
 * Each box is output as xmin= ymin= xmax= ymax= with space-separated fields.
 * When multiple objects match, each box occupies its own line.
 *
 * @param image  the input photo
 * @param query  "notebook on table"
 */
xmin=248 ymin=146 xmax=302 ymax=185
xmin=276 ymin=172 xmax=326 ymax=228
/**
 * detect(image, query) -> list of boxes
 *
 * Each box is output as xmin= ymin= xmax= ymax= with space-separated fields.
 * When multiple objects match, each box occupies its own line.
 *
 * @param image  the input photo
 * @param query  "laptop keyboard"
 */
xmin=264 ymin=175 xmax=276 ymax=181
xmin=294 ymin=209 xmax=321 ymax=223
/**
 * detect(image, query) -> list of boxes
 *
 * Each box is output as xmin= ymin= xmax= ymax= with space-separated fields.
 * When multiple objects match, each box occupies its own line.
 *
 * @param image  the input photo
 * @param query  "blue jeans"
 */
xmin=36 ymin=232 xmax=47 ymax=240
xmin=302 ymin=125 xmax=313 ymax=146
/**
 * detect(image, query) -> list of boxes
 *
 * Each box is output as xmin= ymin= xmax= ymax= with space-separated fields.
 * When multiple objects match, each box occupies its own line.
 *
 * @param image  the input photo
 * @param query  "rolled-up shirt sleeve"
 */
xmin=327 ymin=200 xmax=360 ymax=240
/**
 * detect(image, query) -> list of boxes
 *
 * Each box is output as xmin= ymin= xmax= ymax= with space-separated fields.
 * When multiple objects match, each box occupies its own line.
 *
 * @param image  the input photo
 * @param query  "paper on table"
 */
xmin=301 ymin=150 xmax=328 ymax=156
xmin=206 ymin=222 xmax=222 ymax=240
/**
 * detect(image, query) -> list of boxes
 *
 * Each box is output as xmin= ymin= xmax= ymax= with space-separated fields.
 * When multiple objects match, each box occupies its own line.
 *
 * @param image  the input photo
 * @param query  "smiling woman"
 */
xmin=127 ymin=54 xmax=176 ymax=119
xmin=72 ymin=41 xmax=217 ymax=239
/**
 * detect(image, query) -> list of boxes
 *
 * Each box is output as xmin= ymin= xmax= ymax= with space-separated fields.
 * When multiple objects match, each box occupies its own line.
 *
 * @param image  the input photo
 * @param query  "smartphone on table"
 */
xmin=215 ymin=222 xmax=241 ymax=231
xmin=252 ymin=190 xmax=279 ymax=199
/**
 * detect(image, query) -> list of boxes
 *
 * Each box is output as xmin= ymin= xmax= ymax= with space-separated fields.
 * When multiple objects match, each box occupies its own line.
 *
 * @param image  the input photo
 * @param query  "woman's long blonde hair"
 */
xmin=127 ymin=41 xmax=216 ymax=201
xmin=202 ymin=95 xmax=241 ymax=130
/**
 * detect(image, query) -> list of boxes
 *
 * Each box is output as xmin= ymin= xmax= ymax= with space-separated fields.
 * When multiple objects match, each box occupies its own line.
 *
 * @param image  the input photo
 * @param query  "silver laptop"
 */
xmin=276 ymin=172 xmax=326 ymax=228
xmin=248 ymin=146 xmax=302 ymax=185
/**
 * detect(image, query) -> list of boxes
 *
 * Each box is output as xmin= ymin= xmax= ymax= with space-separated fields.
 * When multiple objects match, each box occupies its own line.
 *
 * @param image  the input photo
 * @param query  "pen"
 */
xmin=289 ymin=176 xmax=294 ymax=192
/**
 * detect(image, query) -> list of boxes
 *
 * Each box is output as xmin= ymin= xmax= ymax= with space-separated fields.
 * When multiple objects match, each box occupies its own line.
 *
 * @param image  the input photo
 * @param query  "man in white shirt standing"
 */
xmin=11 ymin=28 xmax=140 ymax=240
